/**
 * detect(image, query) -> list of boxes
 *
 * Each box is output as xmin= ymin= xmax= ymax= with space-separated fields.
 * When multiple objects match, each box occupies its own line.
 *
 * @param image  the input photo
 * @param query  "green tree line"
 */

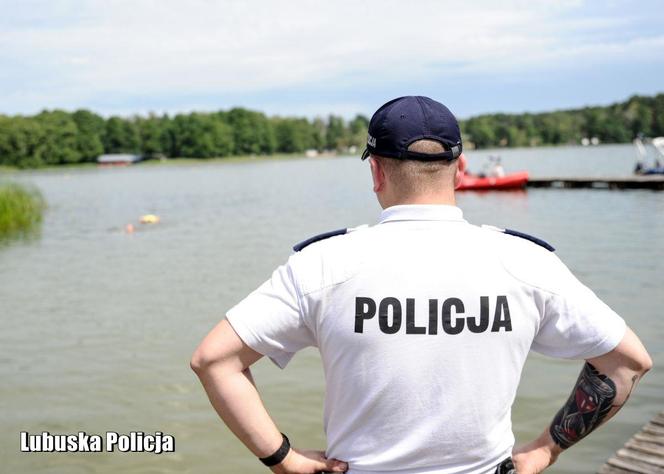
xmin=0 ymin=93 xmax=662 ymax=168
xmin=0 ymin=108 xmax=369 ymax=168
xmin=461 ymin=93 xmax=664 ymax=148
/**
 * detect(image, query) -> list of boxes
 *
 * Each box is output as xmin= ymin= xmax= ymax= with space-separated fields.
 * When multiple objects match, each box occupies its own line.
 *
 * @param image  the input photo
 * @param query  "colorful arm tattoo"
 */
xmin=549 ymin=362 xmax=617 ymax=449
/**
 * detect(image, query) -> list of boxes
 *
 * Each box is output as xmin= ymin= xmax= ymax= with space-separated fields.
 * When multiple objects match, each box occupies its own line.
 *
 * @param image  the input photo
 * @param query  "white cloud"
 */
xmin=0 ymin=0 xmax=662 ymax=115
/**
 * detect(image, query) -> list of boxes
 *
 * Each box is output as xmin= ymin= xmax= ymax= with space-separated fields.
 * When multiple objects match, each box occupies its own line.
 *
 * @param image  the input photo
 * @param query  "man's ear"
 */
xmin=454 ymin=153 xmax=467 ymax=189
xmin=369 ymin=156 xmax=385 ymax=193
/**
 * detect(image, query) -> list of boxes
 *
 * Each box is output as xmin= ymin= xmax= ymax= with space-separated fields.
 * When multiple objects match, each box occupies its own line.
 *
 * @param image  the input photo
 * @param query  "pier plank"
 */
xmin=598 ymin=412 xmax=664 ymax=473
xmin=616 ymin=449 xmax=664 ymax=468
xmin=599 ymin=464 xmax=645 ymax=474
xmin=634 ymin=433 xmax=664 ymax=447
xmin=605 ymin=456 xmax=662 ymax=474
xmin=626 ymin=440 xmax=664 ymax=458
xmin=527 ymin=176 xmax=664 ymax=190
xmin=651 ymin=414 xmax=664 ymax=427
xmin=643 ymin=424 xmax=664 ymax=437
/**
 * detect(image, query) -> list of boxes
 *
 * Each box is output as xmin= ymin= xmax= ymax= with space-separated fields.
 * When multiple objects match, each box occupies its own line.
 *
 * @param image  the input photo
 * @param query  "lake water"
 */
xmin=1 ymin=144 xmax=663 ymax=473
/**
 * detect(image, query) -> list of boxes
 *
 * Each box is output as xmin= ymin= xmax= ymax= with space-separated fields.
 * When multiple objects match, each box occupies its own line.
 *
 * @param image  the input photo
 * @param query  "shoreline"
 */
xmin=0 ymin=142 xmax=641 ymax=174
xmin=0 ymin=151 xmax=331 ymax=173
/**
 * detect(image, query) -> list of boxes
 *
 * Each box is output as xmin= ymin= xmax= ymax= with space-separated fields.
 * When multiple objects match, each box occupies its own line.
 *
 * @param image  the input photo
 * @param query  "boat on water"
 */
xmin=97 ymin=154 xmax=143 ymax=167
xmin=457 ymin=171 xmax=529 ymax=191
xmin=638 ymin=166 xmax=664 ymax=175
xmin=634 ymin=137 xmax=664 ymax=175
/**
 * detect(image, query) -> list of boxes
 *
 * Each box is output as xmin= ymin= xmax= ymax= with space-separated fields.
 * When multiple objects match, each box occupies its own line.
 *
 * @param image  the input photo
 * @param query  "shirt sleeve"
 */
xmin=531 ymin=255 xmax=626 ymax=360
xmin=225 ymin=258 xmax=316 ymax=369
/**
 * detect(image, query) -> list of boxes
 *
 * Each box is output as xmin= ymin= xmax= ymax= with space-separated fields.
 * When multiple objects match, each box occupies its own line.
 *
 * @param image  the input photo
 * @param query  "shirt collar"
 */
xmin=379 ymin=204 xmax=465 ymax=224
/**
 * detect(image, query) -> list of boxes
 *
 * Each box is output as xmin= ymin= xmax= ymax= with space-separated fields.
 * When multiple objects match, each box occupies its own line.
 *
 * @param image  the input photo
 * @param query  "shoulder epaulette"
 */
xmin=482 ymin=225 xmax=555 ymax=252
xmin=293 ymin=225 xmax=368 ymax=252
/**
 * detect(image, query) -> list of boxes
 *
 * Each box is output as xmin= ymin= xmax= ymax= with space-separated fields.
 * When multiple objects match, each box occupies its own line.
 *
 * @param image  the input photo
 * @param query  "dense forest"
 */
xmin=0 ymin=93 xmax=662 ymax=168
xmin=0 ymin=109 xmax=369 ymax=168
xmin=462 ymin=93 xmax=664 ymax=148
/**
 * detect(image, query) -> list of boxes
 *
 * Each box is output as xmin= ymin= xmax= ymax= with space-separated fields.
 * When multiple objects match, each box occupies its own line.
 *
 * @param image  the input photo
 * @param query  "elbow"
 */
xmin=190 ymin=344 xmax=216 ymax=376
xmin=189 ymin=349 xmax=205 ymax=375
xmin=190 ymin=320 xmax=246 ymax=376
xmin=629 ymin=346 xmax=654 ymax=376
xmin=638 ymin=351 xmax=654 ymax=375
xmin=621 ymin=327 xmax=653 ymax=376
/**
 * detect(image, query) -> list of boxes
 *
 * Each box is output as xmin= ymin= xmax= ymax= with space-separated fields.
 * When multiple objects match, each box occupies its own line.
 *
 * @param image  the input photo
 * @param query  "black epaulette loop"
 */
xmin=293 ymin=228 xmax=348 ymax=252
xmin=293 ymin=225 xmax=369 ymax=252
xmin=483 ymin=225 xmax=555 ymax=252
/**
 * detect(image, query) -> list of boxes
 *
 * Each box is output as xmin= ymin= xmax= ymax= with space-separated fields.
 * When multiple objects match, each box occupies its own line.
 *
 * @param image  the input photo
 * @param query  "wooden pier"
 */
xmin=527 ymin=176 xmax=664 ymax=190
xmin=598 ymin=411 xmax=664 ymax=473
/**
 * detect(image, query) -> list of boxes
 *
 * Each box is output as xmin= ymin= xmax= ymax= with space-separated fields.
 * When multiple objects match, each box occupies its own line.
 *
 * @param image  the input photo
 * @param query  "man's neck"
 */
xmin=383 ymin=193 xmax=456 ymax=208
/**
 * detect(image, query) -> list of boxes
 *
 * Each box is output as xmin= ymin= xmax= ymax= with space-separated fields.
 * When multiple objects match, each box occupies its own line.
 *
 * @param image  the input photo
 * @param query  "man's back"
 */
xmin=227 ymin=204 xmax=625 ymax=473
xmin=194 ymin=97 xmax=648 ymax=474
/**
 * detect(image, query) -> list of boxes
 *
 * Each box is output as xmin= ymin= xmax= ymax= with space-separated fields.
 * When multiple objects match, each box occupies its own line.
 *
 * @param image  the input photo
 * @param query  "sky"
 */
xmin=1 ymin=0 xmax=663 ymax=119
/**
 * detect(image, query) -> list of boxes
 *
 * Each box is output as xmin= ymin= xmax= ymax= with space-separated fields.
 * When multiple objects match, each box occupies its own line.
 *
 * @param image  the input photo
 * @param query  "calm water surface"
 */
xmin=1 ymin=144 xmax=663 ymax=473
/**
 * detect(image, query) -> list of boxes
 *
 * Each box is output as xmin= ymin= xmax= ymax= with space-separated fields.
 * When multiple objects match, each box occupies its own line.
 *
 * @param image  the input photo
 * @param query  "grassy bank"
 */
xmin=0 ymin=182 xmax=46 ymax=239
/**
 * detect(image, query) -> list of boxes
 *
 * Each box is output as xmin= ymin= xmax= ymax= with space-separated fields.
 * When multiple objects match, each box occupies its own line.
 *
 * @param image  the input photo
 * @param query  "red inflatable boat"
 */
xmin=457 ymin=171 xmax=529 ymax=191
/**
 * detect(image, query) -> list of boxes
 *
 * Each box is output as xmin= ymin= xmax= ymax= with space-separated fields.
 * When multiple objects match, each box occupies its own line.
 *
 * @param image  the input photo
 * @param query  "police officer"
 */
xmin=191 ymin=96 xmax=652 ymax=474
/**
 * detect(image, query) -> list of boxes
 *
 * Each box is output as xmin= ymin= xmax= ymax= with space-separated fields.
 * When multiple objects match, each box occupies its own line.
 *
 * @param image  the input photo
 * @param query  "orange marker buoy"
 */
xmin=125 ymin=223 xmax=135 ymax=233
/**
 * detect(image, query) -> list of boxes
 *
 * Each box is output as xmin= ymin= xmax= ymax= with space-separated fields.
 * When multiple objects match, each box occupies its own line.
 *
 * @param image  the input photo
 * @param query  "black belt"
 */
xmin=495 ymin=457 xmax=516 ymax=474
xmin=320 ymin=457 xmax=516 ymax=474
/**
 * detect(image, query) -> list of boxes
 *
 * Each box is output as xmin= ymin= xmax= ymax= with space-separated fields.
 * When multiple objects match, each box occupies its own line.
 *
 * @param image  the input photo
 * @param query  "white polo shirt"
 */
xmin=226 ymin=205 xmax=625 ymax=474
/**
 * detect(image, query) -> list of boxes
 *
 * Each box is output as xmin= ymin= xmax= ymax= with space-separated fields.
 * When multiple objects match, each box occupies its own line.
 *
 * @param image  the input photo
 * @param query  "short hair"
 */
xmin=376 ymin=139 xmax=457 ymax=195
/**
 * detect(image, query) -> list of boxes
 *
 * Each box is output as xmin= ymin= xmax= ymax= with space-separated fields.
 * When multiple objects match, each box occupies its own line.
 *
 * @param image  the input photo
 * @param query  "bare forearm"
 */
xmin=196 ymin=365 xmax=283 ymax=458
xmin=191 ymin=320 xmax=348 ymax=474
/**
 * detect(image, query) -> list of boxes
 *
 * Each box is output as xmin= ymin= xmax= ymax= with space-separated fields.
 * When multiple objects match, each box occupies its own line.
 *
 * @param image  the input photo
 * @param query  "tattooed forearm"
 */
xmin=549 ymin=362 xmax=617 ymax=449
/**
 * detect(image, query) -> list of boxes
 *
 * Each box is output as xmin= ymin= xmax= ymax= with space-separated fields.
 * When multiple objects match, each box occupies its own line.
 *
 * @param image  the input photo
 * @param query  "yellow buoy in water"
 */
xmin=140 ymin=214 xmax=160 ymax=224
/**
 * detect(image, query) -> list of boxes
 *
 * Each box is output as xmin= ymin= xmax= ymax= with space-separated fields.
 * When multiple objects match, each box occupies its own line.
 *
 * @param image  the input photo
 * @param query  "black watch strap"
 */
xmin=259 ymin=433 xmax=290 ymax=467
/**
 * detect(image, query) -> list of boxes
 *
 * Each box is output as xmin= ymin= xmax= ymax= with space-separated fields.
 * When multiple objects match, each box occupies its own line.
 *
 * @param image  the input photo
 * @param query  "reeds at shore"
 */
xmin=0 ymin=182 xmax=45 ymax=239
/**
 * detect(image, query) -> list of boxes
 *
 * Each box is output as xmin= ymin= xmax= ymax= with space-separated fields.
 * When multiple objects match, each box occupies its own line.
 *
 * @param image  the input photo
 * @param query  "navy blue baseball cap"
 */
xmin=361 ymin=96 xmax=462 ymax=161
